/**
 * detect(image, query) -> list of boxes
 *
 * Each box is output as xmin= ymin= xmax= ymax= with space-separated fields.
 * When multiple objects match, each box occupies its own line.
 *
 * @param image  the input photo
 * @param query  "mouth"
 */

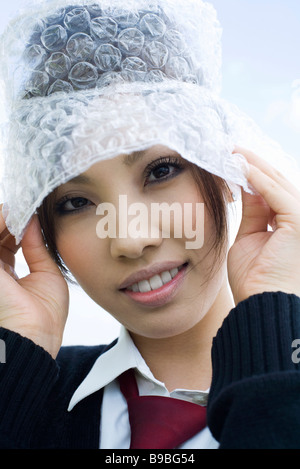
xmin=120 ymin=262 xmax=188 ymax=307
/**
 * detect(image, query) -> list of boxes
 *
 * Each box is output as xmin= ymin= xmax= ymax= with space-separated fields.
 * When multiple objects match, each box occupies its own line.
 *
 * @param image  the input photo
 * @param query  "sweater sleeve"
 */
xmin=207 ymin=292 xmax=300 ymax=449
xmin=0 ymin=327 xmax=59 ymax=448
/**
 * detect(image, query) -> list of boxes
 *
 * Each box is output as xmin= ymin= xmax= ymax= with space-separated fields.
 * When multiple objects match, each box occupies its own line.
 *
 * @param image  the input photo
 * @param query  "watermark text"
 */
xmin=0 ymin=339 xmax=6 ymax=363
xmin=291 ymin=339 xmax=300 ymax=364
xmin=96 ymin=195 xmax=205 ymax=249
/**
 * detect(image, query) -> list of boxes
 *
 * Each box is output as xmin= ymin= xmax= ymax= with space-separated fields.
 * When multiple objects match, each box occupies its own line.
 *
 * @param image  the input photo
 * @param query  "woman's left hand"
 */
xmin=228 ymin=146 xmax=300 ymax=305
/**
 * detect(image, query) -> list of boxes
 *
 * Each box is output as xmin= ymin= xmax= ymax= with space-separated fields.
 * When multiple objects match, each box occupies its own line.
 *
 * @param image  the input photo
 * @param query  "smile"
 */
xmin=127 ymin=265 xmax=184 ymax=293
xmin=120 ymin=263 xmax=188 ymax=307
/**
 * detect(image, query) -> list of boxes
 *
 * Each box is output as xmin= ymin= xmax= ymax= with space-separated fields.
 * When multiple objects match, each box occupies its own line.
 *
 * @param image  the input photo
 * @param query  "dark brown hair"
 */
xmin=37 ymin=164 xmax=231 ymax=283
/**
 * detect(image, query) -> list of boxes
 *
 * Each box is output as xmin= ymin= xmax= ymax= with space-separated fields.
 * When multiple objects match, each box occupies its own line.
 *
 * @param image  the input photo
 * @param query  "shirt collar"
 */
xmin=68 ymin=326 xmax=209 ymax=411
xmin=68 ymin=326 xmax=162 ymax=411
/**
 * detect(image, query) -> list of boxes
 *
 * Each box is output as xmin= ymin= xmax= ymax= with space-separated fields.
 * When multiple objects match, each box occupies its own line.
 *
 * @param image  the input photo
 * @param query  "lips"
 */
xmin=120 ymin=262 xmax=188 ymax=307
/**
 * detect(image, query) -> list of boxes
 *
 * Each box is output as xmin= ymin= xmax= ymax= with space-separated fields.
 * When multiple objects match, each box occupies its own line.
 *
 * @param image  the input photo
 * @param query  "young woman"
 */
xmin=0 ymin=0 xmax=300 ymax=449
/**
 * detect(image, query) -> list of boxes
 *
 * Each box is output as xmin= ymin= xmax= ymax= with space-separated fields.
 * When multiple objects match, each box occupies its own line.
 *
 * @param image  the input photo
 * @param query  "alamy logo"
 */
xmin=96 ymin=195 xmax=205 ymax=249
xmin=0 ymin=339 xmax=6 ymax=364
xmin=291 ymin=339 xmax=300 ymax=364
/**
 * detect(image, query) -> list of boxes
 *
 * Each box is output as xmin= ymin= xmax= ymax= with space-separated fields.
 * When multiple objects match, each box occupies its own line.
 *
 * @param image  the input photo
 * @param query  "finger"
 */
xmin=0 ymin=243 xmax=17 ymax=267
xmin=247 ymin=164 xmax=300 ymax=225
xmin=233 ymin=146 xmax=300 ymax=199
xmin=0 ymin=204 xmax=21 ymax=249
xmin=0 ymin=231 xmax=19 ymax=254
xmin=21 ymin=215 xmax=61 ymax=276
xmin=0 ymin=260 xmax=19 ymax=280
xmin=0 ymin=205 xmax=20 ymax=265
xmin=0 ymin=204 xmax=9 ymax=239
xmin=236 ymin=188 xmax=271 ymax=239
xmin=0 ymin=227 xmax=10 ymax=241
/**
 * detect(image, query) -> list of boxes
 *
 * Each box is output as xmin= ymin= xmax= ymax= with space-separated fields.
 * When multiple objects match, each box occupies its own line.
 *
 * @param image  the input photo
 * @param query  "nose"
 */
xmin=110 ymin=236 xmax=162 ymax=259
xmin=96 ymin=193 xmax=164 ymax=259
xmin=110 ymin=230 xmax=163 ymax=260
xmin=109 ymin=197 xmax=163 ymax=259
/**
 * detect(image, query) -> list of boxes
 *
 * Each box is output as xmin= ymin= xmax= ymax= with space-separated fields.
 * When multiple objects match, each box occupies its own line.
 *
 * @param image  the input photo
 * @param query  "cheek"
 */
xmin=55 ymin=224 xmax=103 ymax=283
xmin=57 ymin=233 xmax=121 ymax=317
xmin=161 ymin=178 xmax=206 ymax=244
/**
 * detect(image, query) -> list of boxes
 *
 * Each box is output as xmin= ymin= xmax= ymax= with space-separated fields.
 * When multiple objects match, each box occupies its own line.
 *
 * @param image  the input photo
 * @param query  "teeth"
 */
xmin=127 ymin=266 xmax=182 ymax=293
xmin=161 ymin=270 xmax=172 ymax=283
xmin=170 ymin=268 xmax=179 ymax=278
xmin=138 ymin=280 xmax=152 ymax=293
xmin=149 ymin=274 xmax=163 ymax=290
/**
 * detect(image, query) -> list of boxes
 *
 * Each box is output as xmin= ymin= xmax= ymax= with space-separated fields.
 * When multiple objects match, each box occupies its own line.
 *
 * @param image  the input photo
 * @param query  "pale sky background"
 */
xmin=0 ymin=0 xmax=299 ymax=346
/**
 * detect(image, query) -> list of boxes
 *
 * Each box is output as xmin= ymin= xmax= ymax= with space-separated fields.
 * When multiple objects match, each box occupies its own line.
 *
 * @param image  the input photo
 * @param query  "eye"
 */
xmin=150 ymin=164 xmax=173 ymax=179
xmin=144 ymin=156 xmax=184 ymax=186
xmin=55 ymin=196 xmax=93 ymax=215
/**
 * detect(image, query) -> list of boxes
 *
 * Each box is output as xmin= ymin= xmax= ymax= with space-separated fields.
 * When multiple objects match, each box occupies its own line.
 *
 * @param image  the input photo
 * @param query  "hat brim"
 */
xmin=2 ymin=81 xmax=298 ymax=243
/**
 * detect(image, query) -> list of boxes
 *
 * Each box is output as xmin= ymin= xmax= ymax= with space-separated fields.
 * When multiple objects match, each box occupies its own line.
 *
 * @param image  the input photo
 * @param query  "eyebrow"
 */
xmin=65 ymin=174 xmax=92 ymax=185
xmin=122 ymin=150 xmax=148 ymax=166
xmin=64 ymin=150 xmax=148 ymax=186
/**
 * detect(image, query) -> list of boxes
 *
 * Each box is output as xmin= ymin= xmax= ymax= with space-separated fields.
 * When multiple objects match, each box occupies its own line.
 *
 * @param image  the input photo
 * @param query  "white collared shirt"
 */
xmin=68 ymin=327 xmax=219 ymax=449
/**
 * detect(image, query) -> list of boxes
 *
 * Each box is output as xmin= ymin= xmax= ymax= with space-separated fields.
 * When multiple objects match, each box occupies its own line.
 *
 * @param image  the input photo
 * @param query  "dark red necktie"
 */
xmin=118 ymin=368 xmax=207 ymax=449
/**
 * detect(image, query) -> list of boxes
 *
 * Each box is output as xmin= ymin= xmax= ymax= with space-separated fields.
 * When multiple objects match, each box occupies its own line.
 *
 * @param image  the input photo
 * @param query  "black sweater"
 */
xmin=1 ymin=292 xmax=300 ymax=449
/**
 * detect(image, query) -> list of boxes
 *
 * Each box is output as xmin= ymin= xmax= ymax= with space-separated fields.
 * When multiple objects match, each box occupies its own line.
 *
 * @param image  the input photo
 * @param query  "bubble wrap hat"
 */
xmin=0 ymin=0 xmax=298 ymax=243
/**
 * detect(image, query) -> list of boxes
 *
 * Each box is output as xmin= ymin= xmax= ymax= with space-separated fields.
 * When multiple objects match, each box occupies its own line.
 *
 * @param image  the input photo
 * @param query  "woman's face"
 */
xmin=53 ymin=145 xmax=229 ymax=340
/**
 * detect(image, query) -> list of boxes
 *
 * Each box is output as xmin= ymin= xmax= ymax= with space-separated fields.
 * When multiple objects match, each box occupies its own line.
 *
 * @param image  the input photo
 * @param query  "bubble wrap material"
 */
xmin=0 ymin=0 xmax=299 ymax=243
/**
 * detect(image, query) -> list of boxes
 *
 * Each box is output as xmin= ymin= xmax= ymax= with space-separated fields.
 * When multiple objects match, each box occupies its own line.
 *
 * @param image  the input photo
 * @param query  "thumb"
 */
xmin=21 ymin=214 xmax=61 ymax=275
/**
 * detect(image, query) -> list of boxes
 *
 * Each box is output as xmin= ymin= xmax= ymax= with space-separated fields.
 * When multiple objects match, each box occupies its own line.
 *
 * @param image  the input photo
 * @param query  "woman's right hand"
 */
xmin=0 ymin=205 xmax=69 ymax=359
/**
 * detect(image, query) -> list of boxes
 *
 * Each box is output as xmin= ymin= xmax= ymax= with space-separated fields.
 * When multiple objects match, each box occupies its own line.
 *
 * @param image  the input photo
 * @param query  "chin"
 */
xmin=131 ymin=312 xmax=206 ymax=341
